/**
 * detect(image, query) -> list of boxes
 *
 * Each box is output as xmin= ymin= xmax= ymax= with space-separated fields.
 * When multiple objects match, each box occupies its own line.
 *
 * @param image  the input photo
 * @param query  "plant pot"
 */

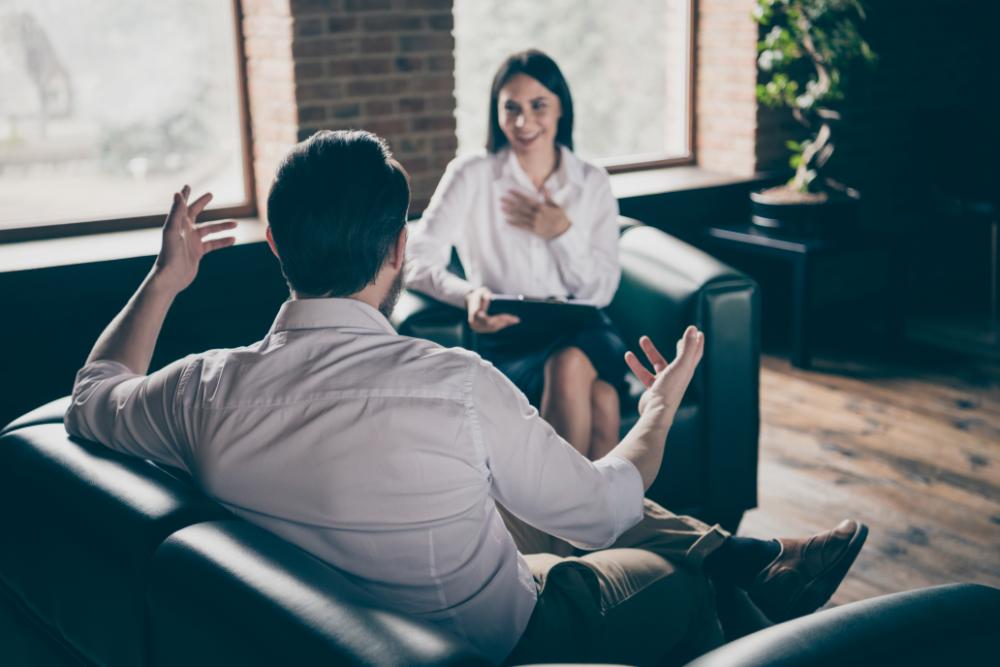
xmin=750 ymin=188 xmax=860 ymax=236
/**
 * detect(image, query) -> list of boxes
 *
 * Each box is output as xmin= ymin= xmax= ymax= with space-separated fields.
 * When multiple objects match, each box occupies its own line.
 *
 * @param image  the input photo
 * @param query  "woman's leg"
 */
xmin=589 ymin=380 xmax=620 ymax=459
xmin=541 ymin=347 xmax=597 ymax=457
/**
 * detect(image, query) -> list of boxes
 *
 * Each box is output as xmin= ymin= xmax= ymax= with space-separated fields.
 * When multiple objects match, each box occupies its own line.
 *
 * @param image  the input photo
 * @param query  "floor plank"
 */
xmin=739 ymin=350 xmax=1000 ymax=608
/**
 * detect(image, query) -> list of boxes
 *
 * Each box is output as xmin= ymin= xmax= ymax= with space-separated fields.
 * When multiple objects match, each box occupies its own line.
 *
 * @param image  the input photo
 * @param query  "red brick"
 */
xmin=326 ymin=57 xmax=392 ymax=76
xmin=327 ymin=16 xmax=359 ymax=32
xmin=394 ymin=55 xmax=425 ymax=72
xmin=426 ymin=95 xmax=453 ymax=112
xmin=346 ymin=77 xmax=409 ymax=96
xmin=418 ymin=75 xmax=453 ymax=92
xmin=360 ymin=35 xmax=396 ymax=52
xmin=365 ymin=99 xmax=395 ymax=116
xmin=410 ymin=115 xmax=454 ymax=132
xmin=366 ymin=118 xmax=408 ymax=136
xmin=297 ymin=81 xmax=343 ymax=101
xmin=295 ymin=17 xmax=325 ymax=37
xmin=298 ymin=105 xmax=328 ymax=122
xmin=295 ymin=60 xmax=325 ymax=80
xmin=293 ymin=36 xmax=358 ymax=58
xmin=362 ymin=15 xmax=423 ymax=31
xmin=291 ymin=0 xmax=342 ymax=13
xmin=399 ymin=97 xmax=426 ymax=113
xmin=331 ymin=102 xmax=362 ymax=118
xmin=395 ymin=0 xmax=450 ymax=10
xmin=427 ymin=54 xmax=452 ymax=72
xmin=345 ymin=0 xmax=391 ymax=10
xmin=398 ymin=137 xmax=427 ymax=153
xmin=427 ymin=13 xmax=452 ymax=30
xmin=431 ymin=134 xmax=458 ymax=152
xmin=399 ymin=33 xmax=452 ymax=52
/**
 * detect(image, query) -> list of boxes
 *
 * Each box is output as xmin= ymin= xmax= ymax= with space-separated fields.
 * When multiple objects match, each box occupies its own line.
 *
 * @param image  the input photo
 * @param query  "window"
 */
xmin=0 ymin=0 xmax=253 ymax=241
xmin=453 ymin=0 xmax=693 ymax=170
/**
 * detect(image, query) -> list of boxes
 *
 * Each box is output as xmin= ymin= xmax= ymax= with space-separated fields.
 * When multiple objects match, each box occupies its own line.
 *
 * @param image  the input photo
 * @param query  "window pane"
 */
xmin=0 ymin=0 xmax=248 ymax=230
xmin=453 ymin=0 xmax=691 ymax=164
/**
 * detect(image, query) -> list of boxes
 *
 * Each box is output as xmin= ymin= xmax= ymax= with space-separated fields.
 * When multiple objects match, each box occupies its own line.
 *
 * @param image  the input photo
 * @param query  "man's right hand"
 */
xmin=152 ymin=185 xmax=238 ymax=296
xmin=625 ymin=326 xmax=704 ymax=422
xmin=465 ymin=286 xmax=520 ymax=334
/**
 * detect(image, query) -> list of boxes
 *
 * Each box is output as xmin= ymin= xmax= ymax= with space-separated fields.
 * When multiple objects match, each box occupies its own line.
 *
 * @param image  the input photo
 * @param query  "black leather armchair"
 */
xmin=394 ymin=217 xmax=761 ymax=530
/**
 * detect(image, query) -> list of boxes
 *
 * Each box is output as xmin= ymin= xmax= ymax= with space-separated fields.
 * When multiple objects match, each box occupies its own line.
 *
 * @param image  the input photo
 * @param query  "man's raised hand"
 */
xmin=152 ymin=186 xmax=238 ymax=294
xmin=625 ymin=326 xmax=705 ymax=420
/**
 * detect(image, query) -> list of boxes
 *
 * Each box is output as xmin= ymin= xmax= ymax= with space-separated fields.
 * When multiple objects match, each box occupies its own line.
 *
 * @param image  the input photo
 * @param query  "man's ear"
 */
xmin=265 ymin=226 xmax=280 ymax=259
xmin=389 ymin=225 xmax=407 ymax=271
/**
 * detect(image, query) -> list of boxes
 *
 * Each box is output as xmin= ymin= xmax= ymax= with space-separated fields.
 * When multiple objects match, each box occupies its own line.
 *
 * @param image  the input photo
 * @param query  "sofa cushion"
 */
xmin=0 ymin=424 xmax=229 ymax=667
xmin=148 ymin=521 xmax=490 ymax=667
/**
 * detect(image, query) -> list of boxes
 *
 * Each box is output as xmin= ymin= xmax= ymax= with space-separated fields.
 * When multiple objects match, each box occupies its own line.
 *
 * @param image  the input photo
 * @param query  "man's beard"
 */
xmin=378 ymin=267 xmax=404 ymax=318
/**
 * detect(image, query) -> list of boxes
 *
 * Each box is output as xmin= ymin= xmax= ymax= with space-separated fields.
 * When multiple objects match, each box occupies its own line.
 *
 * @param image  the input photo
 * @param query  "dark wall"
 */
xmin=0 ymin=243 xmax=289 ymax=427
xmin=757 ymin=0 xmax=999 ymax=317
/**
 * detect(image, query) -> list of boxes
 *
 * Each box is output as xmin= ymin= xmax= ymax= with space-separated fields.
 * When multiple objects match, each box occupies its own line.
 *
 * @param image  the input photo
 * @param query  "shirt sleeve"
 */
xmin=469 ymin=357 xmax=644 ymax=550
xmin=405 ymin=158 xmax=477 ymax=308
xmin=63 ymin=357 xmax=193 ymax=471
xmin=548 ymin=169 xmax=621 ymax=307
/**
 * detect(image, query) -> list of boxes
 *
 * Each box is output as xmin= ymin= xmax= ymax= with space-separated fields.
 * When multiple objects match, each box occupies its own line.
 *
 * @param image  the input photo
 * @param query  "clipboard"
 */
xmin=486 ymin=294 xmax=600 ymax=329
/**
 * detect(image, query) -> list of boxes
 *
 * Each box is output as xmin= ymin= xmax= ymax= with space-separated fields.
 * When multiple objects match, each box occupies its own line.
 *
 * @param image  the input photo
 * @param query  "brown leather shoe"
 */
xmin=748 ymin=519 xmax=868 ymax=623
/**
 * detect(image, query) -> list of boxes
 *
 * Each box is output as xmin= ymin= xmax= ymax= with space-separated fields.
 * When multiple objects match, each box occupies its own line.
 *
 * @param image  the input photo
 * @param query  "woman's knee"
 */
xmin=545 ymin=347 xmax=597 ymax=386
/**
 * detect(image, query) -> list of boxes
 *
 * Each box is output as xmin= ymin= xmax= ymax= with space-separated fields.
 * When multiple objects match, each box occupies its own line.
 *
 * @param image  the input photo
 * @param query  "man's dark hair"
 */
xmin=486 ymin=49 xmax=575 ymax=153
xmin=267 ymin=130 xmax=410 ymax=297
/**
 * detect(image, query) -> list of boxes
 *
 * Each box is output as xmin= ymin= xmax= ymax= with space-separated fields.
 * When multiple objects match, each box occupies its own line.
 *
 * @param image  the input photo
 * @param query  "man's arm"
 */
xmin=86 ymin=186 xmax=237 ymax=372
xmin=610 ymin=326 xmax=704 ymax=489
xmin=64 ymin=187 xmax=236 ymax=465
xmin=476 ymin=326 xmax=703 ymax=549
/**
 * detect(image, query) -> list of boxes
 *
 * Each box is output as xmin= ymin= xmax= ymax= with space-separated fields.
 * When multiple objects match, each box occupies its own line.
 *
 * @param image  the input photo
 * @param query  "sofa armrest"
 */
xmin=391 ymin=289 xmax=467 ymax=349
xmin=148 ymin=521 xmax=490 ymax=667
xmin=609 ymin=224 xmax=760 ymax=523
xmin=0 ymin=396 xmax=70 ymax=436
xmin=685 ymin=583 xmax=1000 ymax=666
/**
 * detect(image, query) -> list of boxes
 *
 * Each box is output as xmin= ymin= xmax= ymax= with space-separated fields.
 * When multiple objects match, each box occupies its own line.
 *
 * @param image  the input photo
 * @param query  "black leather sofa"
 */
xmin=393 ymin=218 xmax=761 ymax=531
xmin=3 ymin=410 xmax=999 ymax=666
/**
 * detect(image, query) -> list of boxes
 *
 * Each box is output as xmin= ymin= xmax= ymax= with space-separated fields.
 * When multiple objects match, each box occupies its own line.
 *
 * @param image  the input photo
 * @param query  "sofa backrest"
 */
xmin=0 ymin=423 xmax=487 ymax=666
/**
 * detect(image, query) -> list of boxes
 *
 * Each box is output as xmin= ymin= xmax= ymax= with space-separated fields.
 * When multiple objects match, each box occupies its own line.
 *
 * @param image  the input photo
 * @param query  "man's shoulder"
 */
xmin=391 ymin=335 xmax=484 ymax=379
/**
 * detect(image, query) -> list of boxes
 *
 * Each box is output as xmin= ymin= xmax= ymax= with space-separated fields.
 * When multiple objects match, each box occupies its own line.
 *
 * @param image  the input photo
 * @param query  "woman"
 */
xmin=406 ymin=49 xmax=626 ymax=460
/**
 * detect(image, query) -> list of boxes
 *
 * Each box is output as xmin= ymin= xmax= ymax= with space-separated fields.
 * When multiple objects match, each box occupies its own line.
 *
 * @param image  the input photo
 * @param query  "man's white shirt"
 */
xmin=65 ymin=298 xmax=644 ymax=662
xmin=405 ymin=146 xmax=622 ymax=309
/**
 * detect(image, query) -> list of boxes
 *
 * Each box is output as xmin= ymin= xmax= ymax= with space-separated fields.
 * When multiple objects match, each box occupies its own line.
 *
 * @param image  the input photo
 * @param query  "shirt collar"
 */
xmin=269 ymin=298 xmax=397 ymax=336
xmin=494 ymin=145 xmax=584 ymax=194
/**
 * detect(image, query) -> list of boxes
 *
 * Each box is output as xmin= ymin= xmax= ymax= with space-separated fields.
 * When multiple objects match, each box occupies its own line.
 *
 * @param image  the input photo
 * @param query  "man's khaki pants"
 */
xmin=502 ymin=500 xmax=730 ymax=666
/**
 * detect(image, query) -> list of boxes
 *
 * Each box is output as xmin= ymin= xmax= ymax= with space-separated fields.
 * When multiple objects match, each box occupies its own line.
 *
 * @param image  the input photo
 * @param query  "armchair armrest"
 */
xmin=391 ymin=289 xmax=468 ymax=349
xmin=0 ymin=396 xmax=70 ymax=436
xmin=609 ymin=223 xmax=760 ymax=525
xmin=685 ymin=583 xmax=1000 ymax=666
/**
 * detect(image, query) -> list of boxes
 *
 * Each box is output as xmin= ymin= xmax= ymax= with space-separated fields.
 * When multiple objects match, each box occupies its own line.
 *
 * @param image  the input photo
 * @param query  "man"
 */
xmin=65 ymin=130 xmax=867 ymax=665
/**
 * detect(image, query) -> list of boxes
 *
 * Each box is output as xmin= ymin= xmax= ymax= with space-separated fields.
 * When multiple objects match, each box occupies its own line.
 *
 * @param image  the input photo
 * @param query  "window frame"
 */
xmin=0 ymin=0 xmax=256 ymax=244
xmin=599 ymin=0 xmax=697 ymax=175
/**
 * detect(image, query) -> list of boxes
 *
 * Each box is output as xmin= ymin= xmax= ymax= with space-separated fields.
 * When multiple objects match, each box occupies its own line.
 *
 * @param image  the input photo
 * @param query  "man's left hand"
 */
xmin=153 ymin=186 xmax=238 ymax=294
xmin=501 ymin=188 xmax=571 ymax=240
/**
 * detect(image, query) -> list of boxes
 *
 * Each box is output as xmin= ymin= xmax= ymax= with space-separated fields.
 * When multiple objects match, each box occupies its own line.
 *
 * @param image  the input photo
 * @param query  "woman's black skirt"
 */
xmin=475 ymin=310 xmax=630 ymax=409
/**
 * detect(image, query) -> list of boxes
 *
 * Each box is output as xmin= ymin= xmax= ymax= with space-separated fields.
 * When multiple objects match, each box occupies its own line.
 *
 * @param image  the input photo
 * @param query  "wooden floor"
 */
xmin=739 ymin=348 xmax=1000 ymax=606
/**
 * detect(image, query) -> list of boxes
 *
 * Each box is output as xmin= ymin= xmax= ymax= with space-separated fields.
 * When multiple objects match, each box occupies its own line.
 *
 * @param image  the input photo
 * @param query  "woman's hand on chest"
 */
xmin=500 ymin=188 xmax=571 ymax=240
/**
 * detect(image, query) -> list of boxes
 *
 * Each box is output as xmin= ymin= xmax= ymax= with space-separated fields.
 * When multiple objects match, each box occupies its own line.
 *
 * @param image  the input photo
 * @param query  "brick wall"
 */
xmin=695 ymin=0 xmax=759 ymax=176
xmin=241 ymin=0 xmax=458 ymax=217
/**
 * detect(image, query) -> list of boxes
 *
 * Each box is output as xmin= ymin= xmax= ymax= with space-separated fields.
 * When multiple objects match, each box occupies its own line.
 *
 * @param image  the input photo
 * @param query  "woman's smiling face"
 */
xmin=497 ymin=73 xmax=562 ymax=156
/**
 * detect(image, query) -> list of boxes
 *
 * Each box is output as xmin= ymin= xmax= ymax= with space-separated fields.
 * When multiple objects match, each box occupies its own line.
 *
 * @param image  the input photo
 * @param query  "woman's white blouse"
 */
xmin=405 ymin=146 xmax=621 ymax=309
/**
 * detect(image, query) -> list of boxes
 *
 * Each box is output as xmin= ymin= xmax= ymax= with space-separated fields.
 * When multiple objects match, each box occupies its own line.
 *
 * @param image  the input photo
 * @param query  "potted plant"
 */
xmin=751 ymin=0 xmax=876 ymax=233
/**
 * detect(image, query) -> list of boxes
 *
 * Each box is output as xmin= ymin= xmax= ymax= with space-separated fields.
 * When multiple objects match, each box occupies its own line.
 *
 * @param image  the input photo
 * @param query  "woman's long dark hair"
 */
xmin=486 ymin=49 xmax=574 ymax=153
